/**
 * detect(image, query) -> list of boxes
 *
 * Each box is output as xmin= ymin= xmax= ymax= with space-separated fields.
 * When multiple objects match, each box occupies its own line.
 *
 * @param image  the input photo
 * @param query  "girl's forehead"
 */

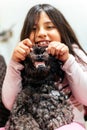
xmin=39 ymin=11 xmax=50 ymax=19
xmin=35 ymin=11 xmax=51 ymax=24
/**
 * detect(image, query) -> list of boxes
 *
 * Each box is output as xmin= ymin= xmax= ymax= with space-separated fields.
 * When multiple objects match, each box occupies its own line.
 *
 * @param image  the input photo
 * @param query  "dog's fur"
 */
xmin=9 ymin=46 xmax=74 ymax=130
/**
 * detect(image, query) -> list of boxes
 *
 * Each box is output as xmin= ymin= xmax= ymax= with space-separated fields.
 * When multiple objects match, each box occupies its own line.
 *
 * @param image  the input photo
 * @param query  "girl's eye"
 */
xmin=47 ymin=25 xmax=55 ymax=29
xmin=32 ymin=26 xmax=36 ymax=31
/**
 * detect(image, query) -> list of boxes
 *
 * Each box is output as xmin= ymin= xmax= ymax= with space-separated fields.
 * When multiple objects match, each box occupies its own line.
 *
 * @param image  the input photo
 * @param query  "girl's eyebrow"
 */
xmin=34 ymin=21 xmax=53 ymax=26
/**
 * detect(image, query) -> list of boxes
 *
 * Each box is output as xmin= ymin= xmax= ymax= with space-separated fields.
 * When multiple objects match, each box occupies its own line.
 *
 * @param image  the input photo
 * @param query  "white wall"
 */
xmin=0 ymin=0 xmax=87 ymax=64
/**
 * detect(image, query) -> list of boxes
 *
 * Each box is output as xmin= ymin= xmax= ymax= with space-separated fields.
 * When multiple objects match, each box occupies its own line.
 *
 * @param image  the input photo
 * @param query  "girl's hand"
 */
xmin=46 ymin=41 xmax=70 ymax=63
xmin=12 ymin=39 xmax=33 ymax=62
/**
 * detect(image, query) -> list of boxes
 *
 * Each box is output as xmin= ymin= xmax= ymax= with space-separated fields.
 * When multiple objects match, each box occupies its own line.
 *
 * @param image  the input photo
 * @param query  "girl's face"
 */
xmin=30 ymin=11 xmax=61 ymax=47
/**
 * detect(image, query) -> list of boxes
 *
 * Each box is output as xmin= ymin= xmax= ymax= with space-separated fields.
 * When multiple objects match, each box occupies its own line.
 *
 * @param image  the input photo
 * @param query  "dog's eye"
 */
xmin=34 ymin=49 xmax=40 ymax=54
xmin=41 ymin=49 xmax=45 ymax=53
xmin=33 ymin=47 xmax=45 ymax=54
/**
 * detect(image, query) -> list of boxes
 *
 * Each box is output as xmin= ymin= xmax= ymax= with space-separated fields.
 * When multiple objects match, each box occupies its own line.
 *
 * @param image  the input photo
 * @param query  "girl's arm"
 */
xmin=2 ymin=60 xmax=23 ymax=110
xmin=47 ymin=42 xmax=87 ymax=106
xmin=2 ymin=38 xmax=33 ymax=110
xmin=62 ymin=52 xmax=87 ymax=106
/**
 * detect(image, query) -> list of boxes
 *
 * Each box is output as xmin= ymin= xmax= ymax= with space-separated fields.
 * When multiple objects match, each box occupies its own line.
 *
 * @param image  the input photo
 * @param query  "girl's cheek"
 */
xmin=29 ymin=33 xmax=35 ymax=44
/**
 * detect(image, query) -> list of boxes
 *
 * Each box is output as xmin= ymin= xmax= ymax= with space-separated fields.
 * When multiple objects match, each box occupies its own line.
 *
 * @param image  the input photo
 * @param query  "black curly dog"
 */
xmin=9 ymin=46 xmax=73 ymax=130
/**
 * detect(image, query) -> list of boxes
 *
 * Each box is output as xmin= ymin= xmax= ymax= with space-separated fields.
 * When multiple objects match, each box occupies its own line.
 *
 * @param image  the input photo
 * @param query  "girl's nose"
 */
xmin=36 ymin=27 xmax=47 ymax=38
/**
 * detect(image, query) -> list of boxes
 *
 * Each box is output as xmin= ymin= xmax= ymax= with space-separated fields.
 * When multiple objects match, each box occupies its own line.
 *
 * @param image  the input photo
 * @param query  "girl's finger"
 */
xmin=22 ymin=38 xmax=33 ymax=48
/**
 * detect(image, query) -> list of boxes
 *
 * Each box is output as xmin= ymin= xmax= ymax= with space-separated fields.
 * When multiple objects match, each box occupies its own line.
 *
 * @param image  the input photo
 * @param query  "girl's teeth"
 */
xmin=36 ymin=41 xmax=49 ymax=47
xmin=40 ymin=42 xmax=46 ymax=44
xmin=39 ymin=41 xmax=49 ymax=45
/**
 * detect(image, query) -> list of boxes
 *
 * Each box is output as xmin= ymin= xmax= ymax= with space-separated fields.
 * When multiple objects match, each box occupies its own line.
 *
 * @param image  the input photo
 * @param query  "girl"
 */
xmin=1 ymin=4 xmax=87 ymax=130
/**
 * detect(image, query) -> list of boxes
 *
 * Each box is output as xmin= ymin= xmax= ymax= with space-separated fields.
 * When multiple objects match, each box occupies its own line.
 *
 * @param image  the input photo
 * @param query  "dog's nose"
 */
xmin=37 ymin=55 xmax=43 ymax=60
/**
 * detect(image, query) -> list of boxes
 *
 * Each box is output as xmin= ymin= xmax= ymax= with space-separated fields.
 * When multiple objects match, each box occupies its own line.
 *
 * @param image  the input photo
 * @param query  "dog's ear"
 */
xmin=21 ymin=55 xmax=34 ymax=88
xmin=49 ymin=56 xmax=65 ymax=82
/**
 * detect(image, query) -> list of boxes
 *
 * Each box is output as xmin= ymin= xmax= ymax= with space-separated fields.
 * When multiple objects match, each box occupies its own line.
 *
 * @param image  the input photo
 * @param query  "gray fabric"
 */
xmin=0 ymin=55 xmax=6 ymax=100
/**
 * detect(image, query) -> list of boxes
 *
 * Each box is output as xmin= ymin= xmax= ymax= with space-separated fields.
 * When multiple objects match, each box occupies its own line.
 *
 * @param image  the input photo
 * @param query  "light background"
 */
xmin=0 ymin=0 xmax=87 ymax=64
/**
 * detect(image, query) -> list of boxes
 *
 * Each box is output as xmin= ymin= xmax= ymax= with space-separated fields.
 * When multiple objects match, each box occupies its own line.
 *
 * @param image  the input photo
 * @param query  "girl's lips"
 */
xmin=36 ymin=41 xmax=50 ymax=47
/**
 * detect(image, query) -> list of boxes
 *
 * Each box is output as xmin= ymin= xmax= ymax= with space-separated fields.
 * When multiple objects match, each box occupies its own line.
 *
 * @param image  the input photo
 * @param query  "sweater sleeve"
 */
xmin=62 ymin=54 xmax=87 ymax=106
xmin=2 ymin=59 xmax=24 ymax=110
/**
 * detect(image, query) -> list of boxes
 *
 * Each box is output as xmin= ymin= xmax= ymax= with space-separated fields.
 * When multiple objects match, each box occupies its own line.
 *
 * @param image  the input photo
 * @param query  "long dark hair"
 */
xmin=20 ymin=4 xmax=86 ymax=56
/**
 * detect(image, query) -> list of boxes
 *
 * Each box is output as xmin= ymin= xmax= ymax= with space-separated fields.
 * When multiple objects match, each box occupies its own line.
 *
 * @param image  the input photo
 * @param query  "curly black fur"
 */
xmin=9 ymin=46 xmax=74 ymax=130
xmin=21 ymin=46 xmax=64 ymax=88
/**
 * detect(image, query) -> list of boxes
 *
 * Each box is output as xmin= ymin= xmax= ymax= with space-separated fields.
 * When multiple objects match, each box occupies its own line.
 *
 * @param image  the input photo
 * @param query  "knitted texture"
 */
xmin=0 ymin=55 xmax=10 ymax=128
xmin=0 ymin=55 xmax=6 ymax=100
